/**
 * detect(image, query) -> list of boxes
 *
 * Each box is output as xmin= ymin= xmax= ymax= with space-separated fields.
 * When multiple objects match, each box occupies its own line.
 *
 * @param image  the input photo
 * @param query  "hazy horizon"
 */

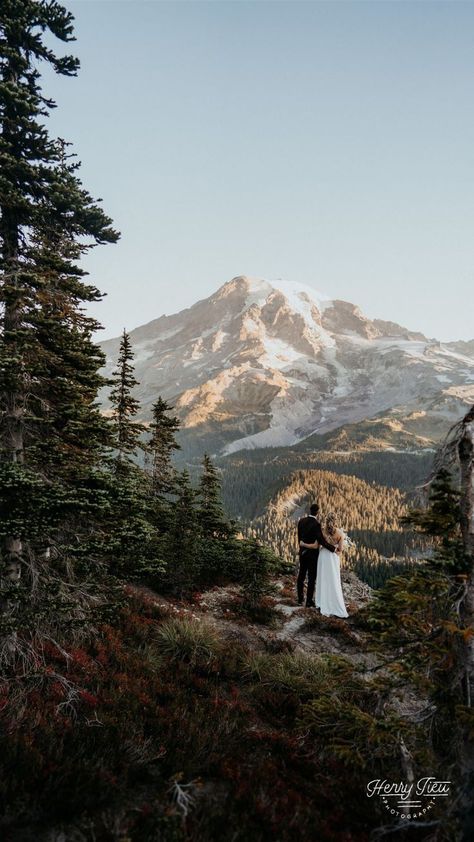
xmin=43 ymin=0 xmax=474 ymax=343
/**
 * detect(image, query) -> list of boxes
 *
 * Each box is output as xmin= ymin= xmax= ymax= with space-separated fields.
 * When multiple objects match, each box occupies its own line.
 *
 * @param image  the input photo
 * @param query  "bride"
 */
xmin=300 ymin=511 xmax=349 ymax=619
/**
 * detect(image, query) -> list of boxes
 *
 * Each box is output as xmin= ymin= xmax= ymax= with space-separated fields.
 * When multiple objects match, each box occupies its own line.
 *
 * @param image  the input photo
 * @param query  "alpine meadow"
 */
xmin=1 ymin=3 xmax=474 ymax=842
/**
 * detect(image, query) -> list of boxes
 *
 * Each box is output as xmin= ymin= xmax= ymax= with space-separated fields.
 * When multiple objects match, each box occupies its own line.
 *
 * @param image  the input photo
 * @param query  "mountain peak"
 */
xmin=217 ymin=275 xmax=332 ymax=315
xmin=100 ymin=275 xmax=474 ymax=457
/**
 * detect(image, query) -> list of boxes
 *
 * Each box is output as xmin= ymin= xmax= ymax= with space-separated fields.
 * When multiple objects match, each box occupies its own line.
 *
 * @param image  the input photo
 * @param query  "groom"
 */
xmin=297 ymin=502 xmax=336 ymax=607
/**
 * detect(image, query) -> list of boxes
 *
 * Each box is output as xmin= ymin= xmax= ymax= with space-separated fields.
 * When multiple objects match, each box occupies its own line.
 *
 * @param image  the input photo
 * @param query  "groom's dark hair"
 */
xmin=309 ymin=503 xmax=319 ymax=515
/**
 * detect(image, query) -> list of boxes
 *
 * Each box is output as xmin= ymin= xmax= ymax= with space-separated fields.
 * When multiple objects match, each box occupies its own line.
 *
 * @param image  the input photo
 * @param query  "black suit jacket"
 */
xmin=297 ymin=516 xmax=336 ymax=558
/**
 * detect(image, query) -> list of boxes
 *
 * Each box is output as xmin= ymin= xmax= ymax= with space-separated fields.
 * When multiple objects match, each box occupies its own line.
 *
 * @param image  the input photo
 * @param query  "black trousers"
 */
xmin=297 ymin=550 xmax=319 ymax=605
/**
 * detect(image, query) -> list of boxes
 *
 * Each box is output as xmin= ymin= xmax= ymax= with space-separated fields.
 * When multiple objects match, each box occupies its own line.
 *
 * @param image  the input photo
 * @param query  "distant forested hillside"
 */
xmin=218 ymin=447 xmax=433 ymax=521
xmin=243 ymin=468 xmax=428 ymax=588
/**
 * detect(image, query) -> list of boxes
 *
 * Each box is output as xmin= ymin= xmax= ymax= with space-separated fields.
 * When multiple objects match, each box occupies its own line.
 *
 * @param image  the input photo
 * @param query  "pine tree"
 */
xmin=198 ymin=455 xmax=235 ymax=539
xmin=456 ymin=405 xmax=474 ymax=837
xmin=106 ymin=331 xmax=168 ymax=580
xmin=196 ymin=453 xmax=238 ymax=584
xmin=402 ymin=468 xmax=466 ymax=572
xmin=27 ymin=140 xmax=114 ymax=487
xmin=105 ymin=463 xmax=163 ymax=582
xmin=163 ymin=469 xmax=200 ymax=596
xmin=109 ymin=330 xmax=145 ymax=466
xmin=147 ymin=396 xmax=180 ymax=495
xmin=240 ymin=538 xmax=276 ymax=616
xmin=0 ymin=1 xmax=118 ymax=633
xmin=364 ymin=467 xmax=471 ymax=787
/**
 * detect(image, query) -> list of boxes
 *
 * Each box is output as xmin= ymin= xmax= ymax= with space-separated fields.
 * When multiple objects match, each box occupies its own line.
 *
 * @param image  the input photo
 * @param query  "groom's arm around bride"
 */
xmin=298 ymin=507 xmax=337 ymax=555
xmin=296 ymin=502 xmax=336 ymax=606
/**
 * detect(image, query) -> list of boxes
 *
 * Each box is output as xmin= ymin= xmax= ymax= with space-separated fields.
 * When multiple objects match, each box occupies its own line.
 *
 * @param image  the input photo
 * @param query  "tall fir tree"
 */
xmin=28 ymin=140 xmax=114 ymax=487
xmin=147 ymin=396 xmax=180 ymax=496
xmin=365 ymin=466 xmax=473 ymax=804
xmin=198 ymin=454 xmax=234 ymax=541
xmin=0 ymin=1 xmax=118 ymax=633
xmin=163 ymin=469 xmax=200 ymax=596
xmin=105 ymin=331 xmax=166 ymax=580
xmin=196 ymin=453 xmax=239 ymax=584
xmin=402 ymin=468 xmax=466 ymax=572
xmin=109 ymin=330 xmax=144 ymax=466
xmin=240 ymin=537 xmax=277 ymax=617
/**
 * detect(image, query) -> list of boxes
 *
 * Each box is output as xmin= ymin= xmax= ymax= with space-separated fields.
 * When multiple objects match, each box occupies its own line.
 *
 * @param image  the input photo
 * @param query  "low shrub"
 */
xmin=0 ymin=588 xmax=442 ymax=841
xmin=155 ymin=616 xmax=223 ymax=670
xmin=244 ymin=650 xmax=335 ymax=700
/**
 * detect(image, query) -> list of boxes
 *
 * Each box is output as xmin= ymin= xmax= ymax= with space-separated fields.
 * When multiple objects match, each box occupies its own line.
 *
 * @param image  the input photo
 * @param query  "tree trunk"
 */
xmin=457 ymin=408 xmax=474 ymax=840
xmin=458 ymin=409 xmax=474 ymax=706
xmin=1 ymin=270 xmax=25 ymax=585
xmin=0 ymin=51 xmax=24 ymax=584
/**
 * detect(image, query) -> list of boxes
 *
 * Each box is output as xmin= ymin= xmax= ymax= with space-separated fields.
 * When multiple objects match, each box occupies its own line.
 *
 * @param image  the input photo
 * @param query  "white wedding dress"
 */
xmin=316 ymin=535 xmax=348 ymax=618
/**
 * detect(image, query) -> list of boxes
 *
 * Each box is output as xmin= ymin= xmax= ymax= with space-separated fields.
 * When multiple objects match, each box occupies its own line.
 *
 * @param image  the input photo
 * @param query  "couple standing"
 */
xmin=297 ymin=502 xmax=348 ymax=618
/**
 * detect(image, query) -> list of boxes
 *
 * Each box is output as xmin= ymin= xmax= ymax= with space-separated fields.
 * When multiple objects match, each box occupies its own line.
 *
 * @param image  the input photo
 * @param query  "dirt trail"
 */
xmin=133 ymin=572 xmax=427 ymax=719
xmin=134 ymin=568 xmax=375 ymax=664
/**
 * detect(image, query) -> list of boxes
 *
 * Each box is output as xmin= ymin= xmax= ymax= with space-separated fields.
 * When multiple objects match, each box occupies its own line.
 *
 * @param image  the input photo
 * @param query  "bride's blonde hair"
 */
xmin=325 ymin=511 xmax=338 ymax=536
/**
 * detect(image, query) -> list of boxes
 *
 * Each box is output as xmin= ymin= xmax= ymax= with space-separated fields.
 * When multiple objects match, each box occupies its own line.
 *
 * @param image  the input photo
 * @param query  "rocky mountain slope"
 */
xmin=100 ymin=276 xmax=474 ymax=457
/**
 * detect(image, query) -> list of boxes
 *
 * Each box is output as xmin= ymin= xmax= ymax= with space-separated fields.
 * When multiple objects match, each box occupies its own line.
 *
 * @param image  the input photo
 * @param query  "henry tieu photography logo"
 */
xmin=367 ymin=776 xmax=451 ymax=820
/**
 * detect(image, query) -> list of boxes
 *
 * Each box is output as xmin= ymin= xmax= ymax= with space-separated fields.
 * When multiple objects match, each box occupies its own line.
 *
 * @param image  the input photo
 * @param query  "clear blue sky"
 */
xmin=44 ymin=0 xmax=474 ymax=341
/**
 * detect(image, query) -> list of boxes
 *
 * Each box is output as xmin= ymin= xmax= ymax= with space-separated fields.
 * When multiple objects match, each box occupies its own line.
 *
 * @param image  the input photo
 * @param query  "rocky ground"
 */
xmin=138 ymin=568 xmax=375 ymax=667
xmin=136 ymin=567 xmax=427 ymax=724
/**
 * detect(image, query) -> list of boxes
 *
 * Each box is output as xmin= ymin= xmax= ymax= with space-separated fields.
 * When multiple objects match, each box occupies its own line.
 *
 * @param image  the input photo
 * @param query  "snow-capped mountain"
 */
xmin=100 ymin=276 xmax=474 ymax=457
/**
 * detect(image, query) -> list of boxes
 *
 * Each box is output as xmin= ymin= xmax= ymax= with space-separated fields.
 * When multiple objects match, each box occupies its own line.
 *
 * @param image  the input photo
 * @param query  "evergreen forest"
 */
xmin=244 ymin=468 xmax=429 ymax=589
